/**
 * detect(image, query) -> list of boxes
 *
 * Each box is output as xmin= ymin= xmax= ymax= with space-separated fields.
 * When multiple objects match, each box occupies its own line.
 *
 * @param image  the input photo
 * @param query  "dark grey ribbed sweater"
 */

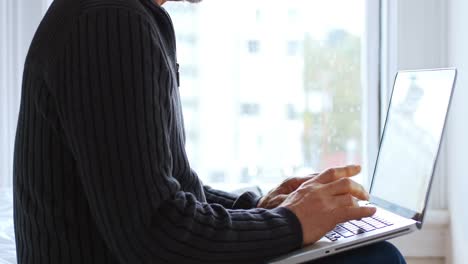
xmin=13 ymin=0 xmax=303 ymax=263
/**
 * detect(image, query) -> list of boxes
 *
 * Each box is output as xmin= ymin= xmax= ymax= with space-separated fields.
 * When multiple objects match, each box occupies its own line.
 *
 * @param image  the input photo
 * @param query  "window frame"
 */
xmin=361 ymin=0 xmax=382 ymax=188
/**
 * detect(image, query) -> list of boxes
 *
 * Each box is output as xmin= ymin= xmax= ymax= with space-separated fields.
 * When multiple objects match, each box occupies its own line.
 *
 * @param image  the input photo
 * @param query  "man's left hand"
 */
xmin=257 ymin=174 xmax=319 ymax=209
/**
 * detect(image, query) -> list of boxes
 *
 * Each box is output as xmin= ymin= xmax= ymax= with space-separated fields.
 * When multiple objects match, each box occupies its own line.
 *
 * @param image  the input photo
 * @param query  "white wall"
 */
xmin=447 ymin=0 xmax=468 ymax=263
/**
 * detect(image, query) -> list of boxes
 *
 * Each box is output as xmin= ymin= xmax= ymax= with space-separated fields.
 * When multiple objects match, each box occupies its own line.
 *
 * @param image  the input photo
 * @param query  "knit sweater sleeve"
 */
xmin=52 ymin=7 xmax=302 ymax=263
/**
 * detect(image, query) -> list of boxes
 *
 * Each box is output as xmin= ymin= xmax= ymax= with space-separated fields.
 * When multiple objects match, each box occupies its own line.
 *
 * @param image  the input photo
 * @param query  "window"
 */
xmin=165 ymin=0 xmax=379 ymax=192
xmin=247 ymin=40 xmax=260 ymax=54
xmin=287 ymin=40 xmax=300 ymax=56
xmin=240 ymin=103 xmax=260 ymax=116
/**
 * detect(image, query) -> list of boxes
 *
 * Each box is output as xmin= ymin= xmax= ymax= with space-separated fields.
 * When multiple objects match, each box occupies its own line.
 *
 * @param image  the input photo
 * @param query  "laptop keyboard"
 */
xmin=325 ymin=216 xmax=393 ymax=242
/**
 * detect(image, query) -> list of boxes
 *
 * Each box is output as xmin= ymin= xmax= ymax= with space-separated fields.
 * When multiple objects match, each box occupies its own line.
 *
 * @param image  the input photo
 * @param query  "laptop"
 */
xmin=269 ymin=68 xmax=457 ymax=264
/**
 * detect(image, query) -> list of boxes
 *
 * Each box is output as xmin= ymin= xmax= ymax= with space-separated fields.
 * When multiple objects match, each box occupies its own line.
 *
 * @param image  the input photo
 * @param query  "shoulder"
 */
xmin=36 ymin=0 xmax=161 ymax=47
xmin=79 ymin=0 xmax=152 ymax=19
xmin=28 ymin=0 xmax=166 ymax=75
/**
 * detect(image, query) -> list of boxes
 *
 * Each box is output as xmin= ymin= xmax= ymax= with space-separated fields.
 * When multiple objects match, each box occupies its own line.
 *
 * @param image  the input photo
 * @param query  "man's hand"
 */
xmin=257 ymin=173 xmax=319 ymax=209
xmin=279 ymin=165 xmax=376 ymax=246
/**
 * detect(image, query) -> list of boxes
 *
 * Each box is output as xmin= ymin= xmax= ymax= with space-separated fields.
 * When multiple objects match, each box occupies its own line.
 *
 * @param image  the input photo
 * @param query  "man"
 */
xmin=13 ymin=0 xmax=405 ymax=263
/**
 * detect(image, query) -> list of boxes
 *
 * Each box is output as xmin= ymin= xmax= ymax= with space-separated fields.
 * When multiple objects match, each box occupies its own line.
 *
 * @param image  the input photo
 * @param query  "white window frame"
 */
xmin=362 ymin=0 xmax=382 ymax=188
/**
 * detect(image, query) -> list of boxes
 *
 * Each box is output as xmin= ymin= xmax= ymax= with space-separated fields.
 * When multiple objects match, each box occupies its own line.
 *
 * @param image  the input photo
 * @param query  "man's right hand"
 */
xmin=280 ymin=165 xmax=376 ymax=246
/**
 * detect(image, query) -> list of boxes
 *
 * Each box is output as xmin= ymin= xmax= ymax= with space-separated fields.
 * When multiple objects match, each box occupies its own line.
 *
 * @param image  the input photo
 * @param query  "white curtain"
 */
xmin=0 ymin=0 xmax=51 ymax=189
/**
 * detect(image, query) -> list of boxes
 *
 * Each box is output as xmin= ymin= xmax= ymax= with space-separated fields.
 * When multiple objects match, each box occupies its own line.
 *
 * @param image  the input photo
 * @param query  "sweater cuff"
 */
xmin=271 ymin=207 xmax=303 ymax=249
xmin=232 ymin=191 xmax=261 ymax=209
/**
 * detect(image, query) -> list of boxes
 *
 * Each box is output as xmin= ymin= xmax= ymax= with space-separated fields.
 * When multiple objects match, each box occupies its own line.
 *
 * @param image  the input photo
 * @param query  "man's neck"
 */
xmin=155 ymin=0 xmax=166 ymax=5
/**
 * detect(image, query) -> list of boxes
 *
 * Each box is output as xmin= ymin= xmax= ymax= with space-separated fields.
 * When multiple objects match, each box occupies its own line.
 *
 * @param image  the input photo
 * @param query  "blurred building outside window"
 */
xmin=165 ymin=0 xmax=371 ymax=193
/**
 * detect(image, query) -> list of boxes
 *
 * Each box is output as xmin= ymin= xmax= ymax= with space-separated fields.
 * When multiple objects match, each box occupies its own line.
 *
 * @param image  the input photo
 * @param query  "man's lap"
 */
xmin=305 ymin=241 xmax=406 ymax=264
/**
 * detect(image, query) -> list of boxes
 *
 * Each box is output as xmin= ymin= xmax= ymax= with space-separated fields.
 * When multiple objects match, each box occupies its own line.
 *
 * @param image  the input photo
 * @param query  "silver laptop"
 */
xmin=269 ymin=68 xmax=457 ymax=264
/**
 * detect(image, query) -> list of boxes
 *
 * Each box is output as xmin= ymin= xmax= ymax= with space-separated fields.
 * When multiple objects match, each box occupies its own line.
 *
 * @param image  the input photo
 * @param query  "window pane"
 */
xmin=165 ymin=0 xmax=367 ymax=192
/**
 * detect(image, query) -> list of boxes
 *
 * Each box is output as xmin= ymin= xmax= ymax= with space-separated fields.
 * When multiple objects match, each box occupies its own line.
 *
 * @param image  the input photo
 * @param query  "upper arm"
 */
xmin=54 ymin=4 xmax=178 ymax=238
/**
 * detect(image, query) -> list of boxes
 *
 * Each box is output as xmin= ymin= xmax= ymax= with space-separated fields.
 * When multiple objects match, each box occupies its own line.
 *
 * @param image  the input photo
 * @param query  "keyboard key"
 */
xmin=325 ymin=232 xmax=340 ymax=242
xmin=325 ymin=232 xmax=341 ymax=238
xmin=362 ymin=217 xmax=387 ymax=228
xmin=350 ymin=220 xmax=376 ymax=232
xmin=361 ymin=224 xmax=376 ymax=232
xmin=340 ymin=222 xmax=364 ymax=235
xmin=334 ymin=225 xmax=355 ymax=238
xmin=371 ymin=216 xmax=393 ymax=226
xmin=349 ymin=220 xmax=367 ymax=227
xmin=325 ymin=214 xmax=394 ymax=242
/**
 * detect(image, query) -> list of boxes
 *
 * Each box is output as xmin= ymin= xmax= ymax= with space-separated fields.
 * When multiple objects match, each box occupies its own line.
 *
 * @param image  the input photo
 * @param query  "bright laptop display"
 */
xmin=370 ymin=69 xmax=456 ymax=220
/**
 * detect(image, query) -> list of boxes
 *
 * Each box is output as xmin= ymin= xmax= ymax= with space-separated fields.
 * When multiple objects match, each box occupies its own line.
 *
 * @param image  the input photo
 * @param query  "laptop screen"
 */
xmin=370 ymin=69 xmax=456 ymax=217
